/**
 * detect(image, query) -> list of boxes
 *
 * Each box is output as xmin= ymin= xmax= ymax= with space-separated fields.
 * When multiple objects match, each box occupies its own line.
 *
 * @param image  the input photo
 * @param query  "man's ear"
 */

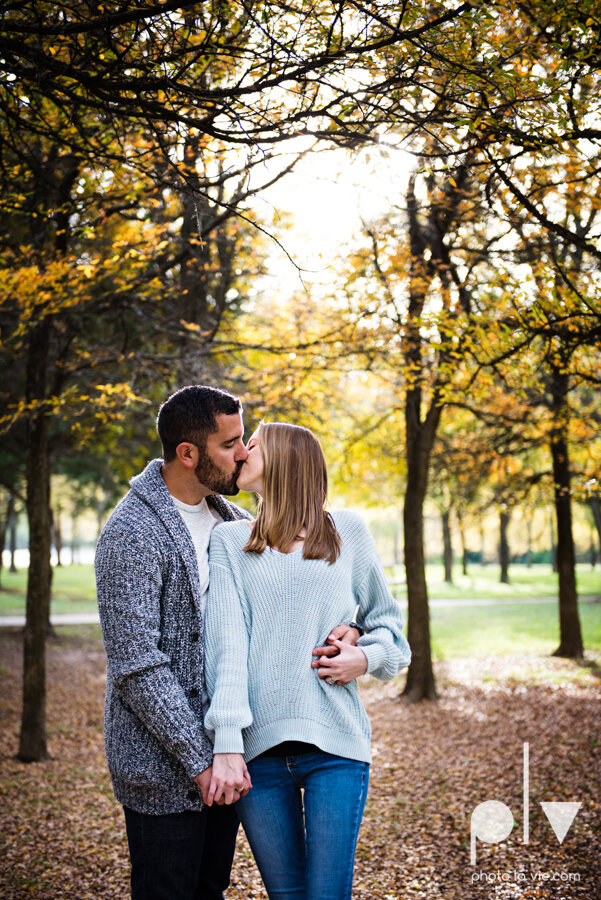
xmin=175 ymin=442 xmax=198 ymax=469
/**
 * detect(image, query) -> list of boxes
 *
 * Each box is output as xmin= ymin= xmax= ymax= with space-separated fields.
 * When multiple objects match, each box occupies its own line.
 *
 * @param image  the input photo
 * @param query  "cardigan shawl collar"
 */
xmin=129 ymin=459 xmax=250 ymax=615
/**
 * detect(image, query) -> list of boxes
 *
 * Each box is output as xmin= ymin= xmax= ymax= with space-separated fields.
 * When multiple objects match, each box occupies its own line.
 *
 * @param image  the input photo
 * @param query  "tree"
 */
xmin=465 ymin=135 xmax=601 ymax=655
xmin=302 ymin=147 xmax=494 ymax=701
xmin=235 ymin=0 xmax=601 ymax=695
xmin=0 ymin=85 xmax=273 ymax=760
xmin=466 ymin=340 xmax=598 ymax=657
xmin=587 ymin=482 xmax=601 ymax=551
xmin=0 ymin=1 xmax=474 ymax=157
xmin=3 ymin=0 xmax=600 ymax=743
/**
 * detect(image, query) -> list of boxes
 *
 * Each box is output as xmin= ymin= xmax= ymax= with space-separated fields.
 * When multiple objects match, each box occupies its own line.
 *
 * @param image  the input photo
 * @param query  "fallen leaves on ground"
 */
xmin=0 ymin=630 xmax=599 ymax=899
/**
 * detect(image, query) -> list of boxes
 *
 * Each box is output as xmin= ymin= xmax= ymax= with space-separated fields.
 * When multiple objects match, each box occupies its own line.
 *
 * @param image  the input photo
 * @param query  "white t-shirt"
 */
xmin=172 ymin=496 xmax=221 ymax=712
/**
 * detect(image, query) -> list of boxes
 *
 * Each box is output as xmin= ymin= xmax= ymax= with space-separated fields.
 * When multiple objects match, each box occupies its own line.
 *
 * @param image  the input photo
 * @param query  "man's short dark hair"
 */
xmin=157 ymin=385 xmax=242 ymax=462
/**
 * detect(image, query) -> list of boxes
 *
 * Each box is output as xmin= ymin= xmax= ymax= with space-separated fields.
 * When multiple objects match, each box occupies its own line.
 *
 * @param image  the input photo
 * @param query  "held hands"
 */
xmin=312 ymin=630 xmax=367 ymax=686
xmin=312 ymin=623 xmax=360 ymax=660
xmin=200 ymin=753 xmax=252 ymax=806
xmin=194 ymin=766 xmax=215 ymax=804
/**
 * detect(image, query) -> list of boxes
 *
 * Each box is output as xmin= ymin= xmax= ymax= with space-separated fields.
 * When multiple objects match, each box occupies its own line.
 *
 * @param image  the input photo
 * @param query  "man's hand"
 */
xmin=194 ymin=766 xmax=214 ymax=805
xmin=312 ymin=623 xmax=360 ymax=672
xmin=206 ymin=753 xmax=252 ymax=806
xmin=312 ymin=639 xmax=367 ymax=686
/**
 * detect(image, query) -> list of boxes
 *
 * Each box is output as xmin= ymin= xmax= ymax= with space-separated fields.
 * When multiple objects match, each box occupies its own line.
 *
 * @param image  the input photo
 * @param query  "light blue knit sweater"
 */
xmin=204 ymin=510 xmax=411 ymax=764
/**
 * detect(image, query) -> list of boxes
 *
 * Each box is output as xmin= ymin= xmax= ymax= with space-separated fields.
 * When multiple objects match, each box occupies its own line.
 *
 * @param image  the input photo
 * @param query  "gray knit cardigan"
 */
xmin=95 ymin=458 xmax=250 ymax=815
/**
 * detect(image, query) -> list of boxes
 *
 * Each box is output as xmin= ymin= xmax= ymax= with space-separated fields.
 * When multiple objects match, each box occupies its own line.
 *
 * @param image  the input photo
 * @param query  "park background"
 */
xmin=1 ymin=1 xmax=600 ymax=898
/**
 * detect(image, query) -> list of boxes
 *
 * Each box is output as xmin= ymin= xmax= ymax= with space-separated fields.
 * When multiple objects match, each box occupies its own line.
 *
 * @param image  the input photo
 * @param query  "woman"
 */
xmin=204 ymin=422 xmax=410 ymax=900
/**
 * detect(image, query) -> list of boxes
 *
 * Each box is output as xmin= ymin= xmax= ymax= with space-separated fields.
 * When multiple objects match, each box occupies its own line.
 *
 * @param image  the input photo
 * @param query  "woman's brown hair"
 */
xmin=243 ymin=422 xmax=341 ymax=564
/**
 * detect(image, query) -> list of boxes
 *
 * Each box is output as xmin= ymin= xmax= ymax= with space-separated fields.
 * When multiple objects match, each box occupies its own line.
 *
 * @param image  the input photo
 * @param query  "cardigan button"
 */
xmin=188 ymin=688 xmax=199 ymax=698
xmin=191 ymin=632 xmax=200 ymax=642
xmin=187 ymin=789 xmax=197 ymax=801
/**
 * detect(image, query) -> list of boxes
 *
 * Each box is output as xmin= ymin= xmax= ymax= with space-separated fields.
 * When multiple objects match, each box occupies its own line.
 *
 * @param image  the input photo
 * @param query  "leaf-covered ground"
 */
xmin=1 ymin=629 xmax=599 ymax=899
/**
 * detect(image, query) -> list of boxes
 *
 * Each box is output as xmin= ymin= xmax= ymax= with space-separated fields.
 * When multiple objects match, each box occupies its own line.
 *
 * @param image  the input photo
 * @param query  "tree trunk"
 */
xmin=499 ymin=510 xmax=510 ymax=584
xmin=401 ymin=385 xmax=440 ymax=702
xmin=456 ymin=510 xmax=468 ymax=576
xmin=96 ymin=489 xmax=108 ymax=540
xmin=589 ymin=495 xmax=601 ymax=550
xmin=52 ymin=505 xmax=63 ymax=566
xmin=549 ymin=511 xmax=558 ymax=572
xmin=550 ymin=429 xmax=583 ymax=658
xmin=9 ymin=506 xmax=17 ymax=572
xmin=0 ymin=494 xmax=13 ymax=586
xmin=403 ymin=473 xmax=437 ymax=702
xmin=19 ymin=321 xmax=52 ymax=762
xmin=526 ymin=517 xmax=533 ymax=568
xmin=71 ymin=514 xmax=79 ymax=564
xmin=442 ymin=509 xmax=453 ymax=584
xmin=400 ymin=173 xmax=441 ymax=703
xmin=393 ymin=526 xmax=402 ymax=566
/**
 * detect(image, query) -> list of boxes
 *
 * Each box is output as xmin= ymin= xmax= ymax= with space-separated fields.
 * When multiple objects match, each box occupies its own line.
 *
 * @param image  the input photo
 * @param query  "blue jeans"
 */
xmin=123 ymin=803 xmax=239 ymax=900
xmin=236 ymin=750 xmax=369 ymax=900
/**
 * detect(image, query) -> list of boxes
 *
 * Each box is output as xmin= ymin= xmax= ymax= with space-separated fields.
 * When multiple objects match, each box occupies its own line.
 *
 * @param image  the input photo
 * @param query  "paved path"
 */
xmin=1 ymin=595 xmax=598 ymax=627
xmin=0 ymin=612 xmax=101 ymax=627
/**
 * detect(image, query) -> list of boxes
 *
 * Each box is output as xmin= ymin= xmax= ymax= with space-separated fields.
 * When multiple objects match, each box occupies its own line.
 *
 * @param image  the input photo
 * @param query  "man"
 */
xmin=95 ymin=385 xmax=358 ymax=900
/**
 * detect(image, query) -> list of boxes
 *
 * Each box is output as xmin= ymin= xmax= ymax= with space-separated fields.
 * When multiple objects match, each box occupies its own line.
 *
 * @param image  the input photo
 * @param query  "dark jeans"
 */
xmin=123 ymin=803 xmax=239 ymax=900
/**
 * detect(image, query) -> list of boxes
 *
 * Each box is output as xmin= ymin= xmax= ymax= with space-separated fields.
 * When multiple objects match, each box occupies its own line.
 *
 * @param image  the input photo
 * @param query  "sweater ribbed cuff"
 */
xmin=360 ymin=641 xmax=388 ymax=676
xmin=213 ymin=726 xmax=245 ymax=755
xmin=179 ymin=734 xmax=214 ymax=779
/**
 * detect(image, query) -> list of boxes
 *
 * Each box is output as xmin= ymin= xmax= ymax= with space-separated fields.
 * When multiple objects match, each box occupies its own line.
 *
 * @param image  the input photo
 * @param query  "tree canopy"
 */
xmin=1 ymin=0 xmax=600 ymax=753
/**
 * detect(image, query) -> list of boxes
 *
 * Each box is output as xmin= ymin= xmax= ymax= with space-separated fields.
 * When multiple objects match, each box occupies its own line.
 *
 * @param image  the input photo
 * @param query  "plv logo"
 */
xmin=470 ymin=743 xmax=582 ymax=864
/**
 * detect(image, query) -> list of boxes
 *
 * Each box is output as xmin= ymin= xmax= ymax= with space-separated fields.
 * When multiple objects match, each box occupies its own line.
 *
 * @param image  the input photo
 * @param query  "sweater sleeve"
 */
xmin=204 ymin=538 xmax=253 ymax=754
xmin=96 ymin=531 xmax=213 ymax=778
xmin=352 ymin=521 xmax=412 ymax=680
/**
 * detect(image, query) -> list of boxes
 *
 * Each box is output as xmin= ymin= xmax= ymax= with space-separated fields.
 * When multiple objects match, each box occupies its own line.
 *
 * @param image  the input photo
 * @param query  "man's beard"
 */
xmin=194 ymin=453 xmax=243 ymax=496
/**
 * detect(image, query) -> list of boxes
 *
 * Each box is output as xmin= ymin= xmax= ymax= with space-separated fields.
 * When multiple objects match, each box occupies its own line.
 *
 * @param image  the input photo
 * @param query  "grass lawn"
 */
xmin=0 ymin=564 xmax=98 ymax=614
xmin=386 ymin=561 xmax=601 ymax=601
xmin=430 ymin=600 xmax=601 ymax=659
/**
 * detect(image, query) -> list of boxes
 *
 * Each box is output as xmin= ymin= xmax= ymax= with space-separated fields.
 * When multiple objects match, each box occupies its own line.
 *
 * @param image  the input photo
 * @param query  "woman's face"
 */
xmin=237 ymin=430 xmax=264 ymax=494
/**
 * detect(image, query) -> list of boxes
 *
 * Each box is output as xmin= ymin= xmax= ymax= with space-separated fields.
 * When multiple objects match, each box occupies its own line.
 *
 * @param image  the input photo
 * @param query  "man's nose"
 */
xmin=235 ymin=443 xmax=249 ymax=461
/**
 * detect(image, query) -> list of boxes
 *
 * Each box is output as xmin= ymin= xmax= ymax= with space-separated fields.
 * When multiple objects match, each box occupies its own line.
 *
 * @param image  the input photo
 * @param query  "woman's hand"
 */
xmin=206 ymin=753 xmax=252 ymax=806
xmin=313 ymin=639 xmax=367 ymax=686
